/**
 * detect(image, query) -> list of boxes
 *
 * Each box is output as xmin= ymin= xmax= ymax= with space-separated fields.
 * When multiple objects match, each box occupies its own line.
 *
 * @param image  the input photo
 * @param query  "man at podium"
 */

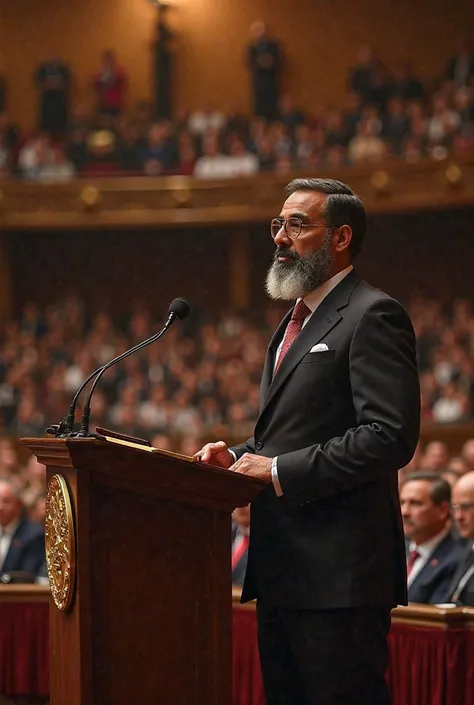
xmin=196 ymin=178 xmax=420 ymax=705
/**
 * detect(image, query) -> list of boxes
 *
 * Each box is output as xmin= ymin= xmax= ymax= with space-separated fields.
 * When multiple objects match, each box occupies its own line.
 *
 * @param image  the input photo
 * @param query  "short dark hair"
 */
xmin=404 ymin=471 xmax=452 ymax=505
xmin=285 ymin=178 xmax=367 ymax=259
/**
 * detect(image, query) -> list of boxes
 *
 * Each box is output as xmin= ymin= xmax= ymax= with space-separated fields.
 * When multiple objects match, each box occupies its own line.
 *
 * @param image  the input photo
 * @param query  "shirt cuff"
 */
xmin=271 ymin=456 xmax=283 ymax=496
xmin=228 ymin=449 xmax=237 ymax=463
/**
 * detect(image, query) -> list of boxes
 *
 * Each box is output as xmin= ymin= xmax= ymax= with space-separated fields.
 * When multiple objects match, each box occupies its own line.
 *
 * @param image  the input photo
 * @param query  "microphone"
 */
xmin=46 ymin=298 xmax=190 ymax=438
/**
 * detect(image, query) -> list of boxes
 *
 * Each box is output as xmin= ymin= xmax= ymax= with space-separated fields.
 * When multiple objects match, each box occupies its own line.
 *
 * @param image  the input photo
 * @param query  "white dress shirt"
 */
xmin=273 ymin=266 xmax=354 ymax=370
xmin=0 ymin=519 xmax=20 ymax=571
xmin=406 ymin=527 xmax=451 ymax=587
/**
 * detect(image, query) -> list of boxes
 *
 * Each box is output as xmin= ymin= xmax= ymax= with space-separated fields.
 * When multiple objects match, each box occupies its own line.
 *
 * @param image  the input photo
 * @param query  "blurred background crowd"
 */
xmin=0 ymin=294 xmax=473 ymax=447
xmin=1 ymin=37 xmax=474 ymax=180
xmin=0 ymin=4 xmax=473 ymax=614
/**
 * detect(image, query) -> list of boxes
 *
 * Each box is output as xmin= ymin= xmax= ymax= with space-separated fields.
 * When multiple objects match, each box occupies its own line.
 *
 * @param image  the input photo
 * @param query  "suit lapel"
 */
xmin=259 ymin=271 xmax=361 ymax=416
xmin=453 ymin=543 xmax=474 ymax=584
xmin=411 ymin=534 xmax=452 ymax=588
xmin=259 ymin=311 xmax=292 ymax=410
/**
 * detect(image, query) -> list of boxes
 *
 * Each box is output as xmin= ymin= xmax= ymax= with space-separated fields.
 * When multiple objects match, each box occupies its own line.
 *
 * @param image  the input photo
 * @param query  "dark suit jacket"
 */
xmin=1 ymin=517 xmax=45 ymax=578
xmin=231 ymin=270 xmax=420 ymax=609
xmin=407 ymin=533 xmax=462 ymax=605
xmin=231 ymin=524 xmax=249 ymax=587
xmin=446 ymin=542 xmax=474 ymax=606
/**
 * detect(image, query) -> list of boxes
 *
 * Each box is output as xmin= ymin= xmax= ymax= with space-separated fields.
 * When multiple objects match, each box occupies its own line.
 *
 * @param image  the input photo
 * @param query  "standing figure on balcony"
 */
xmin=93 ymin=50 xmax=128 ymax=117
xmin=247 ymin=21 xmax=283 ymax=121
xmin=196 ymin=177 xmax=420 ymax=705
xmin=154 ymin=3 xmax=174 ymax=120
xmin=35 ymin=53 xmax=71 ymax=136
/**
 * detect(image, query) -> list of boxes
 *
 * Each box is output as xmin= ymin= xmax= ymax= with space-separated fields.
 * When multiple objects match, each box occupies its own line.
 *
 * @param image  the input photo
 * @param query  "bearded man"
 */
xmin=196 ymin=178 xmax=420 ymax=705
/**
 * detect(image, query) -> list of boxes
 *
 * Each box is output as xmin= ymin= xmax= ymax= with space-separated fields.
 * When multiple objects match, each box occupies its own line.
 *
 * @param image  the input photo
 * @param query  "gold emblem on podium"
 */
xmin=45 ymin=474 xmax=76 ymax=611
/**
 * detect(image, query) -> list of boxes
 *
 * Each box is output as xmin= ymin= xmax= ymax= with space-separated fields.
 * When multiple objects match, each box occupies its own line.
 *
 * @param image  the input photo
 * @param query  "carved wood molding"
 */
xmin=4 ymin=586 xmax=474 ymax=630
xmin=1 ymin=155 xmax=474 ymax=230
xmin=0 ymin=584 xmax=50 ymax=602
xmin=232 ymin=588 xmax=474 ymax=629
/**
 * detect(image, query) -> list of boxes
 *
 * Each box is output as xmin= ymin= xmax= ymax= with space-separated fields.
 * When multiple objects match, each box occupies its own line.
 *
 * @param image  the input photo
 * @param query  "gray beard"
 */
xmin=265 ymin=230 xmax=333 ymax=301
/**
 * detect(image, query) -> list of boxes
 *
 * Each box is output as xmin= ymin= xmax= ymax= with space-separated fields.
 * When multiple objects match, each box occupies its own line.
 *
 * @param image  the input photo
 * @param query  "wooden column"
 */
xmin=228 ymin=230 xmax=251 ymax=310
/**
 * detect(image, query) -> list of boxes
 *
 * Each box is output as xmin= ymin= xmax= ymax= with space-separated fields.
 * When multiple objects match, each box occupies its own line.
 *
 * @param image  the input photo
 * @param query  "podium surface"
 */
xmin=22 ymin=436 xmax=265 ymax=705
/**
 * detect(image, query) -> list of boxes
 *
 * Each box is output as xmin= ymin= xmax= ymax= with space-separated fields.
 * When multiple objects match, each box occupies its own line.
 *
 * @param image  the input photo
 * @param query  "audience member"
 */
xmin=401 ymin=472 xmax=461 ymax=604
xmin=231 ymin=504 xmax=250 ymax=586
xmin=0 ymin=478 xmax=45 ymax=581
xmin=447 ymin=472 xmax=474 ymax=605
xmin=35 ymin=52 xmax=71 ymax=135
xmin=445 ymin=40 xmax=474 ymax=88
xmin=194 ymin=131 xmax=230 ymax=179
xmin=420 ymin=441 xmax=450 ymax=471
xmin=0 ymin=74 xmax=5 ymax=113
xmin=0 ymin=132 xmax=11 ymax=177
xmin=93 ymin=50 xmax=127 ymax=117
xmin=391 ymin=61 xmax=424 ymax=102
xmin=462 ymin=439 xmax=474 ymax=471
xmin=348 ymin=119 xmax=387 ymax=163
xmin=347 ymin=45 xmax=377 ymax=104
xmin=188 ymin=104 xmax=225 ymax=136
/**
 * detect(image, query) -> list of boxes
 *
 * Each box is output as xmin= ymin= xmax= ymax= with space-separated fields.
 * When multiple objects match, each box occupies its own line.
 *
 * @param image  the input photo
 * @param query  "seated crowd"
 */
xmin=0 ymin=294 xmax=473 ymax=604
xmin=0 ymin=295 xmax=472 ymax=444
xmin=1 ymin=46 xmax=474 ymax=180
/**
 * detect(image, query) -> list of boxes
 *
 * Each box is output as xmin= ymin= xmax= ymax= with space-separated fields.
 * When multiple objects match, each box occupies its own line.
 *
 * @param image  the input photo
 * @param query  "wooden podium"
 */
xmin=22 ymin=436 xmax=265 ymax=705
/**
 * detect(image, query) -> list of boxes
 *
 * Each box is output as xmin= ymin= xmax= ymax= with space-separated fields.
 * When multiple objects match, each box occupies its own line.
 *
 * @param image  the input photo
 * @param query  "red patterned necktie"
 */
xmin=232 ymin=534 xmax=249 ymax=570
xmin=274 ymin=299 xmax=312 ymax=374
xmin=407 ymin=549 xmax=420 ymax=577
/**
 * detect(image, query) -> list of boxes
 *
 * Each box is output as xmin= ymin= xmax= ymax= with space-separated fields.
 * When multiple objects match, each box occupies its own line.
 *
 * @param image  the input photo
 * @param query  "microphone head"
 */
xmin=169 ymin=297 xmax=191 ymax=321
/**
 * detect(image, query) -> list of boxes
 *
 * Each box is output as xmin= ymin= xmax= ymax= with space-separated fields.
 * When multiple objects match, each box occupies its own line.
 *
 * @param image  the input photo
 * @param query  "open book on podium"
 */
xmin=94 ymin=425 xmax=197 ymax=463
xmin=22 ymin=426 xmax=265 ymax=705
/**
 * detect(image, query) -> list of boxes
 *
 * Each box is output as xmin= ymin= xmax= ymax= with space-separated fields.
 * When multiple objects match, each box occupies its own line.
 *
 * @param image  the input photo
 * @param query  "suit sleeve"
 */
xmin=427 ymin=566 xmax=459 ymax=605
xmin=230 ymin=437 xmax=256 ymax=460
xmin=23 ymin=532 xmax=46 ymax=577
xmin=276 ymin=297 xmax=420 ymax=502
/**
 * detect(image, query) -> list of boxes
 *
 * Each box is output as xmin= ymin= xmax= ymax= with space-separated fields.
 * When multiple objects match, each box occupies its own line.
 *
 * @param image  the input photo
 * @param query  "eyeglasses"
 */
xmin=451 ymin=503 xmax=474 ymax=512
xmin=270 ymin=217 xmax=328 ymax=240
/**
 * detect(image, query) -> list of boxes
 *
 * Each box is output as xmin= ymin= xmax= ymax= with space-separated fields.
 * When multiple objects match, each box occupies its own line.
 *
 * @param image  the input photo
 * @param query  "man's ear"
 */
xmin=334 ymin=225 xmax=352 ymax=254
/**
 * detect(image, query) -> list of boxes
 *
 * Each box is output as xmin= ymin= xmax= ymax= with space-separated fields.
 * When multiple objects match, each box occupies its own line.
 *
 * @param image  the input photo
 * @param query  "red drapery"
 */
xmin=0 ymin=603 xmax=49 ymax=696
xmin=466 ymin=629 xmax=474 ymax=705
xmin=387 ymin=623 xmax=466 ymax=705
xmin=232 ymin=607 xmax=265 ymax=705
xmin=0 ymin=601 xmax=471 ymax=705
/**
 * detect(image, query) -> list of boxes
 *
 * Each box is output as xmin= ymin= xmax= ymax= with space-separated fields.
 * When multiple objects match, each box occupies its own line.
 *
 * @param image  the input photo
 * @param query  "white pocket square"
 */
xmin=309 ymin=343 xmax=329 ymax=353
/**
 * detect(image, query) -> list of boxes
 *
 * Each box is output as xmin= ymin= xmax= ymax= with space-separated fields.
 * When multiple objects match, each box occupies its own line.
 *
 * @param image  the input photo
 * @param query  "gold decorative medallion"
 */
xmin=45 ymin=474 xmax=76 ymax=611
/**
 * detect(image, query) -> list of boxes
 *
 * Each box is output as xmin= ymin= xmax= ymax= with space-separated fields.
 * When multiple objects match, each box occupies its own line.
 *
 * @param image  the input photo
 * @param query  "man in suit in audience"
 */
xmin=447 ymin=472 xmax=474 ymax=606
xmin=231 ymin=504 xmax=250 ymax=586
xmin=401 ymin=472 xmax=461 ymax=604
xmin=196 ymin=178 xmax=420 ymax=705
xmin=0 ymin=478 xmax=45 ymax=580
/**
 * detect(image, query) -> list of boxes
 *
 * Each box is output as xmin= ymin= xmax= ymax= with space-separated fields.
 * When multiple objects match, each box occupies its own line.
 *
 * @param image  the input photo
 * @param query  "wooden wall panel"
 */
xmin=8 ymin=227 xmax=231 ymax=316
xmin=8 ymin=206 xmax=474 ymax=317
xmin=0 ymin=0 xmax=472 ymax=130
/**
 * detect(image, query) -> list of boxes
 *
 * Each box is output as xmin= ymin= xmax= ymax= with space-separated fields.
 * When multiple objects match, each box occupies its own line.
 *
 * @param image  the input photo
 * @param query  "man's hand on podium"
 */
xmin=230 ymin=453 xmax=273 ymax=482
xmin=194 ymin=441 xmax=234 ymax=468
